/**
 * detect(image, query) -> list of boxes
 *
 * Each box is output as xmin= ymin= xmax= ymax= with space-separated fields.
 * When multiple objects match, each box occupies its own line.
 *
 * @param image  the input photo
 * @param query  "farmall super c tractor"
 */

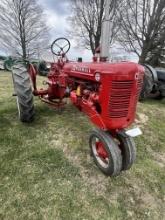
xmin=12 ymin=1 xmax=144 ymax=176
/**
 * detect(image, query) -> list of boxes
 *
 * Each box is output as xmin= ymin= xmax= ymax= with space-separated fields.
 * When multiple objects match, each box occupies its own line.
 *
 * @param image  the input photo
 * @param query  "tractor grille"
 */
xmin=109 ymin=80 xmax=133 ymax=118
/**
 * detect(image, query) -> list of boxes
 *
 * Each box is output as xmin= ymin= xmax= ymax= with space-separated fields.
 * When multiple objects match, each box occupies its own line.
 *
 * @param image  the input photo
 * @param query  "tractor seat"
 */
xmin=155 ymin=69 xmax=165 ymax=82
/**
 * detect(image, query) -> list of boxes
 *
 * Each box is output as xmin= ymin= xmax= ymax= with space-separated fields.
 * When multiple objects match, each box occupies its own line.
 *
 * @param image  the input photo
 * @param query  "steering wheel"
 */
xmin=51 ymin=37 xmax=71 ymax=56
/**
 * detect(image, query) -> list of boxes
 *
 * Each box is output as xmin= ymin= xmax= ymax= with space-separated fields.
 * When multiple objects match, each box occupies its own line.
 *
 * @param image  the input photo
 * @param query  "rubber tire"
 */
xmin=140 ymin=66 xmax=154 ymax=100
xmin=89 ymin=128 xmax=122 ymax=176
xmin=116 ymin=133 xmax=136 ymax=170
xmin=156 ymin=69 xmax=165 ymax=82
xmin=12 ymin=63 xmax=35 ymax=122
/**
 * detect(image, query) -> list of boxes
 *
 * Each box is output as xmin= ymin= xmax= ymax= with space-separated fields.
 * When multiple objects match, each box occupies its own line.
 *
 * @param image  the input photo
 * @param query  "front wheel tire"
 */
xmin=89 ymin=129 xmax=122 ymax=176
xmin=116 ymin=132 xmax=136 ymax=170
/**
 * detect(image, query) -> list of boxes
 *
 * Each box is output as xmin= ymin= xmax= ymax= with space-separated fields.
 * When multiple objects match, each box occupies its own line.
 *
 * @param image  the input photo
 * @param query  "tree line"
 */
xmin=0 ymin=0 xmax=164 ymax=67
xmin=69 ymin=0 xmax=165 ymax=67
xmin=0 ymin=0 xmax=49 ymax=60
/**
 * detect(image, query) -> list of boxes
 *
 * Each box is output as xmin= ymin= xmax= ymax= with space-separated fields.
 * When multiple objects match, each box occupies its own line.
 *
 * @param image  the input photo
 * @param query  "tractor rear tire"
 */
xmin=116 ymin=133 xmax=136 ymax=170
xmin=159 ymin=82 xmax=165 ymax=98
xmin=140 ymin=66 xmax=154 ymax=100
xmin=12 ymin=63 xmax=35 ymax=122
xmin=89 ymin=128 xmax=122 ymax=176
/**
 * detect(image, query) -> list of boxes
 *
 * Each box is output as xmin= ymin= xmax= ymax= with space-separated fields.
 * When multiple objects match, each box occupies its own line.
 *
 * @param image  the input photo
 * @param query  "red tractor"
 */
xmin=12 ymin=37 xmax=144 ymax=176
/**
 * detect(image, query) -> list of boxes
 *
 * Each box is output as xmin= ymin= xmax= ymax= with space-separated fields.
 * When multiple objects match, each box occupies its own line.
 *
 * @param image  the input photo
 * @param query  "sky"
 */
xmin=38 ymin=0 xmax=93 ymax=61
xmin=0 ymin=0 xmax=138 ymax=62
xmin=38 ymin=0 xmax=139 ymax=62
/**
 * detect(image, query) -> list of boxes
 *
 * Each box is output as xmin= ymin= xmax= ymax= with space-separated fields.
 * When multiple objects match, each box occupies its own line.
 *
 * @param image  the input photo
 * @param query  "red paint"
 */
xmin=28 ymin=56 xmax=144 ymax=133
xmin=96 ymin=141 xmax=108 ymax=159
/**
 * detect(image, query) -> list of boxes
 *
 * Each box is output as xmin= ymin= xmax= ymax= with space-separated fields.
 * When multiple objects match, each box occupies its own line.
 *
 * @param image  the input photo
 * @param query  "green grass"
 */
xmin=0 ymin=71 xmax=165 ymax=220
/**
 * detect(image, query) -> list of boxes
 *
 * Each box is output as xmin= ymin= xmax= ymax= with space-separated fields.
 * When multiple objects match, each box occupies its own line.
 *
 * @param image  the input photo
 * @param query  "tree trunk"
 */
xmin=139 ymin=48 xmax=148 ymax=64
xmin=22 ymin=43 xmax=27 ymax=60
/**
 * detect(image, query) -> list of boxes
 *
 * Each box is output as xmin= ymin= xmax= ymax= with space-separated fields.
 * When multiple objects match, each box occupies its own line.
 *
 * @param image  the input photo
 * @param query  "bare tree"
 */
xmin=68 ymin=0 xmax=121 ymax=55
xmin=118 ymin=0 xmax=165 ymax=65
xmin=0 ymin=0 xmax=49 ymax=59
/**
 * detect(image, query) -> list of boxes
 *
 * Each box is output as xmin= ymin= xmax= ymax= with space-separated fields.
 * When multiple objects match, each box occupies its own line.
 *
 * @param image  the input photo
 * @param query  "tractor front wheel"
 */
xmin=89 ymin=129 xmax=122 ymax=176
xmin=12 ymin=63 xmax=35 ymax=122
xmin=116 ymin=132 xmax=136 ymax=170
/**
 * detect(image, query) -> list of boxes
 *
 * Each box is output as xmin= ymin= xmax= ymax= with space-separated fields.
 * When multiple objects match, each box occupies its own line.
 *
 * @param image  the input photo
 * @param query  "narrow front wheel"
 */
xmin=116 ymin=131 xmax=136 ymax=170
xmin=89 ymin=129 xmax=122 ymax=176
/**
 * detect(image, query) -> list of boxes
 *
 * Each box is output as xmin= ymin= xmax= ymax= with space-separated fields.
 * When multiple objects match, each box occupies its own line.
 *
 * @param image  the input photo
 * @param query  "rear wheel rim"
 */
xmin=91 ymin=137 xmax=109 ymax=169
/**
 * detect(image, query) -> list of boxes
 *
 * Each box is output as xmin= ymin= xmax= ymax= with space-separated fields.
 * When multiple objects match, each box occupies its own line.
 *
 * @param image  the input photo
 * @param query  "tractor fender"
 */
xmin=143 ymin=64 xmax=158 ymax=82
xmin=140 ymin=64 xmax=159 ymax=100
xmin=155 ymin=68 xmax=165 ymax=82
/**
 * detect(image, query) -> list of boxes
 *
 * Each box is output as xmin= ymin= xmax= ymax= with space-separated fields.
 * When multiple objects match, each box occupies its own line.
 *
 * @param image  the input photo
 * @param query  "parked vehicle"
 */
xmin=140 ymin=65 xmax=165 ymax=99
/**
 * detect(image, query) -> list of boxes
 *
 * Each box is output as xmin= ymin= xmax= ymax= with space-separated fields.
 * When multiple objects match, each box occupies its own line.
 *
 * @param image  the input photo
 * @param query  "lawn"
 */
xmin=0 ymin=71 xmax=165 ymax=220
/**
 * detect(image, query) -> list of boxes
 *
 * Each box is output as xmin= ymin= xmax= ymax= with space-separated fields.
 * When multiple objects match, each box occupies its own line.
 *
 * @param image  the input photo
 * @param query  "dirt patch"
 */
xmin=135 ymin=112 xmax=149 ymax=127
xmin=49 ymin=131 xmax=116 ymax=201
xmin=147 ymin=147 xmax=165 ymax=168
xmin=62 ymin=143 xmax=110 ymax=194
xmin=138 ymin=191 xmax=159 ymax=209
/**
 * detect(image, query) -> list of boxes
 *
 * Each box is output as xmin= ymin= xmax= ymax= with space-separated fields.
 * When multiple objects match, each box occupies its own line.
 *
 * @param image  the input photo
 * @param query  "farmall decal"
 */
xmin=72 ymin=66 xmax=91 ymax=73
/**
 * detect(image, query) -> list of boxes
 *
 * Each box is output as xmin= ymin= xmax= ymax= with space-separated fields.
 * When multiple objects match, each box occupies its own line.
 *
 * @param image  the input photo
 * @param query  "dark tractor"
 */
xmin=140 ymin=65 xmax=165 ymax=100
